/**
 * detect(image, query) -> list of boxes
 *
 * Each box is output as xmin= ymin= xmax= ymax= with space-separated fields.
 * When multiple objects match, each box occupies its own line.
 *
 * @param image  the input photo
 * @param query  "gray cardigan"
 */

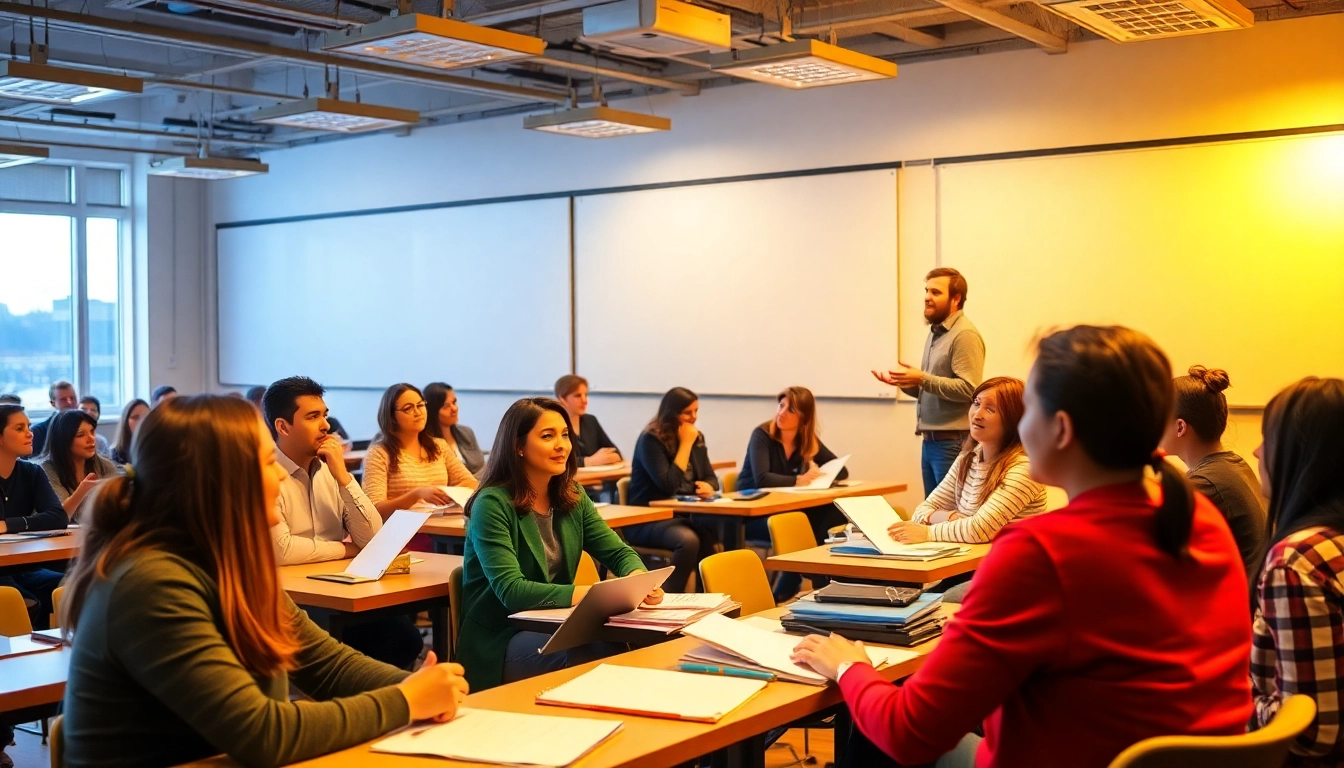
xmin=451 ymin=424 xmax=487 ymax=477
xmin=39 ymin=454 xmax=123 ymax=503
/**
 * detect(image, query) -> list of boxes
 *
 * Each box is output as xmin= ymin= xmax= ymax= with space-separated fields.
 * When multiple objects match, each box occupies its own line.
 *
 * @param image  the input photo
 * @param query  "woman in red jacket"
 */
xmin=794 ymin=325 xmax=1252 ymax=768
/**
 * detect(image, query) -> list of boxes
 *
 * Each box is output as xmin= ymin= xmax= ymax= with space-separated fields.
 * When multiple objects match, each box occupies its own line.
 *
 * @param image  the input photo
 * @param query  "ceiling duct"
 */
xmin=1037 ymin=0 xmax=1253 ymax=41
xmin=582 ymin=0 xmax=731 ymax=58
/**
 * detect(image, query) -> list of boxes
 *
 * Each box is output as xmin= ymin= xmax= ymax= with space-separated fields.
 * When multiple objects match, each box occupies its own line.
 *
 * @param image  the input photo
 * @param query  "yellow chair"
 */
xmin=768 ymin=512 xmax=817 ymax=557
xmin=50 ymin=714 xmax=63 ymax=768
xmin=616 ymin=477 xmax=630 ymax=505
xmin=0 ymin=585 xmax=33 ymax=636
xmin=697 ymin=550 xmax=775 ymax=615
xmin=50 ymin=585 xmax=65 ymax=629
xmin=447 ymin=566 xmax=463 ymax=662
xmin=1107 ymin=694 xmax=1318 ymax=768
xmin=721 ymin=471 xmax=738 ymax=494
xmin=576 ymin=551 xmax=600 ymax=586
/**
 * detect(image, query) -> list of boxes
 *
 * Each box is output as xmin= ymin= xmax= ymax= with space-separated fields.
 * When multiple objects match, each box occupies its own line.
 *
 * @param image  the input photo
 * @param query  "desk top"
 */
xmin=344 ymin=450 xmax=366 ymax=471
xmin=280 ymin=552 xmax=462 ymax=613
xmin=421 ymin=505 xmax=672 ymax=539
xmin=0 ymin=532 xmax=81 ymax=568
xmin=0 ymin=645 xmax=70 ymax=714
xmin=649 ymin=481 xmax=908 ymax=518
xmin=575 ymin=459 xmax=735 ymax=486
xmin=767 ymin=543 xmax=991 ymax=583
xmin=187 ymin=605 xmax=952 ymax=768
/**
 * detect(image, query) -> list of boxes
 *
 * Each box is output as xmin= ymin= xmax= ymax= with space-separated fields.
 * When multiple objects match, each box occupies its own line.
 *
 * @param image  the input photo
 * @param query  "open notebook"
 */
xmin=536 ymin=664 xmax=765 ymax=723
xmin=833 ymin=496 xmax=963 ymax=560
xmin=372 ymin=708 xmax=622 ymax=767
xmin=306 ymin=509 xmax=430 ymax=584
xmin=768 ymin=455 xmax=850 ymax=493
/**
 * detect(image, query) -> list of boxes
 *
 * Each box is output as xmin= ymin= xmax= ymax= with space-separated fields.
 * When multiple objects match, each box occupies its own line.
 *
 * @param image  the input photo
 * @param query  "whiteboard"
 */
xmin=938 ymin=133 xmax=1344 ymax=406
xmin=217 ymin=198 xmax=571 ymax=391
xmin=573 ymin=170 xmax=899 ymax=398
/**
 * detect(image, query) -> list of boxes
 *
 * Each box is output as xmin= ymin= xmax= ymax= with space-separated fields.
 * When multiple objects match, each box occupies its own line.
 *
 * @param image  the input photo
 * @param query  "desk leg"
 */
xmin=719 ymin=516 xmax=745 ymax=551
xmin=709 ymin=733 xmax=766 ymax=768
xmin=432 ymin=605 xmax=450 ymax=661
xmin=832 ymin=707 xmax=854 ymax=767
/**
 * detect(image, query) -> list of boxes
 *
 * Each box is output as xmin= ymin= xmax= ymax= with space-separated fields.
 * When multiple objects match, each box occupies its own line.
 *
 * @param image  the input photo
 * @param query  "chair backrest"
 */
xmin=447 ymin=566 xmax=463 ymax=662
xmin=51 ymin=584 xmax=66 ymax=629
xmin=768 ymin=511 xmax=818 ymax=557
xmin=1107 ymin=694 xmax=1318 ymax=768
xmin=617 ymin=477 xmax=630 ymax=506
xmin=576 ymin=551 xmax=600 ymax=586
xmin=0 ymin=585 xmax=34 ymax=636
xmin=698 ymin=550 xmax=775 ymax=615
xmin=50 ymin=714 xmax=64 ymax=768
xmin=721 ymin=471 xmax=738 ymax=494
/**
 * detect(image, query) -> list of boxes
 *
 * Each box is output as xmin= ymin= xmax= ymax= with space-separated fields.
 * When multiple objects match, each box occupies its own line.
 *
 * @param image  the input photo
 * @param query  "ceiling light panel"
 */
xmin=710 ymin=40 xmax=896 ymax=89
xmin=251 ymin=98 xmax=420 ymax=133
xmin=324 ymin=15 xmax=545 ymax=70
xmin=0 ymin=61 xmax=142 ymax=105
xmin=524 ymin=106 xmax=670 ymax=138
xmin=1038 ymin=0 xmax=1252 ymax=41
xmin=150 ymin=156 xmax=269 ymax=180
xmin=0 ymin=144 xmax=49 ymax=169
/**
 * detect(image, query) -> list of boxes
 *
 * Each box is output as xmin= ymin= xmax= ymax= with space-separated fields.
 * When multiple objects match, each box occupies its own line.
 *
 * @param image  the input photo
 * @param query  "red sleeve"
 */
xmin=837 ymin=526 xmax=1067 ymax=765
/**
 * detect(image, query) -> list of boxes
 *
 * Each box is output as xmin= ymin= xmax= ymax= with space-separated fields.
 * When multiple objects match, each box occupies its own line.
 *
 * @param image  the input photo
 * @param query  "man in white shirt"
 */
xmin=263 ymin=376 xmax=423 ymax=669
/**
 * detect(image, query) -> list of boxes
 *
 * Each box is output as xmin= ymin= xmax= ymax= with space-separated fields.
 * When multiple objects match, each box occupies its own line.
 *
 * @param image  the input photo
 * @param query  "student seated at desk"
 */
xmin=78 ymin=396 xmax=112 ymax=457
xmin=1161 ymin=365 xmax=1266 ymax=577
xmin=0 ymin=403 xmax=69 ymax=629
xmin=110 ymin=398 xmax=148 ymax=466
xmin=739 ymin=386 xmax=850 ymax=602
xmin=888 ymin=377 xmax=1046 ymax=547
xmin=793 ymin=326 xmax=1253 ymax=768
xmin=264 ymin=377 xmax=423 ymax=670
xmin=1249 ymin=377 xmax=1344 ymax=767
xmin=59 ymin=395 xmax=468 ymax=768
xmin=425 ymin=382 xmax=486 ymax=476
xmin=555 ymin=374 xmax=622 ymax=467
xmin=458 ymin=397 xmax=658 ymax=691
xmin=626 ymin=387 xmax=721 ymax=593
xmin=38 ymin=409 xmax=122 ymax=519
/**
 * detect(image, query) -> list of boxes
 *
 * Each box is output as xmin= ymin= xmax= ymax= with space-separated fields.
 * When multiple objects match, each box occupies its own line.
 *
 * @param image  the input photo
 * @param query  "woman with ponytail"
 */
xmin=61 ymin=396 xmax=469 ymax=768
xmin=791 ymin=326 xmax=1251 ymax=768
xmin=1250 ymin=377 xmax=1344 ymax=766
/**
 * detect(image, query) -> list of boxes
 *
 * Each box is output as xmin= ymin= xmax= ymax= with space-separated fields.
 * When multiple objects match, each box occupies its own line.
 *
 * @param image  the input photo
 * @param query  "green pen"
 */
xmin=678 ymin=662 xmax=776 ymax=681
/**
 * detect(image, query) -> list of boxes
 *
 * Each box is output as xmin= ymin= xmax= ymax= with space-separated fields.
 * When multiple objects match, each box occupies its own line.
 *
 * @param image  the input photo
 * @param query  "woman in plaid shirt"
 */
xmin=1252 ymin=376 xmax=1344 ymax=767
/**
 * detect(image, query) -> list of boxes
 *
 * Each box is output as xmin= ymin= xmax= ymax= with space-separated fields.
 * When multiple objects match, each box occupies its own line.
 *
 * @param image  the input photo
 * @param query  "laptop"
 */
xmin=307 ymin=509 xmax=431 ymax=584
xmin=539 ymin=566 xmax=674 ymax=655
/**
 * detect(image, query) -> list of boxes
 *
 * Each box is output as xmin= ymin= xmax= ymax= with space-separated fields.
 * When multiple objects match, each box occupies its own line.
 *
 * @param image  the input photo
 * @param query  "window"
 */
xmin=0 ymin=163 xmax=131 ymax=414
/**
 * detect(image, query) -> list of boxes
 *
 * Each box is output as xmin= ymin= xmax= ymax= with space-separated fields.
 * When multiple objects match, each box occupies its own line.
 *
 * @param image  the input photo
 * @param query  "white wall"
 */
xmin=188 ymin=14 xmax=1344 ymax=511
xmin=146 ymin=176 xmax=213 ymax=399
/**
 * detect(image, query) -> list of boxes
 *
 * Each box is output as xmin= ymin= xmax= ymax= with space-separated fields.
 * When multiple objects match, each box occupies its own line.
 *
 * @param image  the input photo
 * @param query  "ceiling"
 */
xmin=0 ymin=0 xmax=1337 ymax=158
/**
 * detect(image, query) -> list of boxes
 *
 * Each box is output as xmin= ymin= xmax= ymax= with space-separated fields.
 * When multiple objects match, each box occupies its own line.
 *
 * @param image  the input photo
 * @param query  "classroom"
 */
xmin=1 ymin=0 xmax=1343 ymax=765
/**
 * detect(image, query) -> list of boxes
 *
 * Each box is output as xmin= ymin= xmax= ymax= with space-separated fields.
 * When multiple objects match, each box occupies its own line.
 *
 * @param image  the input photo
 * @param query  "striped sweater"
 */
xmin=361 ymin=436 xmax=476 ymax=505
xmin=911 ymin=446 xmax=1048 ymax=543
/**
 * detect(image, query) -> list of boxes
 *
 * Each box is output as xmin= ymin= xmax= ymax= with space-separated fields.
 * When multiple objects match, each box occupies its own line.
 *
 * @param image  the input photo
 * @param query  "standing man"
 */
xmin=30 ymin=380 xmax=79 ymax=456
xmin=874 ymin=267 xmax=985 ymax=496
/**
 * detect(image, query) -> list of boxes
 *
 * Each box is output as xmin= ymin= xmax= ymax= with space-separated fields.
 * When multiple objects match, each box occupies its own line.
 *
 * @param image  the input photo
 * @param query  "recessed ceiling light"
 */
xmin=1038 ymin=0 xmax=1252 ymax=41
xmin=0 ymin=143 xmax=49 ymax=169
xmin=150 ymin=156 xmax=269 ymax=180
xmin=524 ymin=105 xmax=670 ymax=138
xmin=323 ymin=14 xmax=545 ymax=70
xmin=0 ymin=60 xmax=142 ymax=105
xmin=710 ymin=39 xmax=896 ymax=89
xmin=251 ymin=98 xmax=421 ymax=133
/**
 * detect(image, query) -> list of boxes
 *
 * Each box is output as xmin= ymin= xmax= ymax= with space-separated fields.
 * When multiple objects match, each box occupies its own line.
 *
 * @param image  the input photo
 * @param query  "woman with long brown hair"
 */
xmin=38 ymin=409 xmax=121 ymax=516
xmin=60 ymin=395 xmax=469 ymax=768
xmin=888 ymin=376 xmax=1047 ymax=546
xmin=362 ymin=383 xmax=478 ymax=520
xmin=109 ymin=397 xmax=148 ymax=466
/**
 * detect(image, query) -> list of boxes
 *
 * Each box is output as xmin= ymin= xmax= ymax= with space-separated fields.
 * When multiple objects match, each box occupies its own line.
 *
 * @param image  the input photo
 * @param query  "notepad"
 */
xmin=536 ymin=664 xmax=766 ymax=723
xmin=739 ymin=616 xmax=919 ymax=669
xmin=307 ymin=509 xmax=430 ymax=584
xmin=835 ymin=495 xmax=956 ymax=556
xmin=372 ymin=708 xmax=622 ymax=767
xmin=769 ymin=455 xmax=850 ymax=492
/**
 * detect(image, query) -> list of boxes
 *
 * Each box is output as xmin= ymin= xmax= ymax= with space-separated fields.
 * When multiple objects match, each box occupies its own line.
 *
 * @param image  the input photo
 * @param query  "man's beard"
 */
xmin=925 ymin=303 xmax=951 ymax=325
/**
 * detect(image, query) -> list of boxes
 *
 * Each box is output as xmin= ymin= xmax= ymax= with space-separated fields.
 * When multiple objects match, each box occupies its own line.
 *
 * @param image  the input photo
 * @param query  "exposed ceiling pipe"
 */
xmin=535 ymin=53 xmax=700 ymax=95
xmin=0 ymin=136 xmax=200 ymax=155
xmin=0 ymin=114 xmax=284 ymax=147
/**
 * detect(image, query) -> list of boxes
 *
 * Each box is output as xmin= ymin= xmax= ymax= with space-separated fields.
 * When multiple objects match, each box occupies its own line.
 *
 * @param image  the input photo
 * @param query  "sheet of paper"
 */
xmin=372 ymin=708 xmax=622 ymax=767
xmin=576 ymin=462 xmax=627 ymax=473
xmin=536 ymin=664 xmax=765 ymax=723
xmin=646 ymin=593 xmax=731 ymax=610
xmin=345 ymin=509 xmax=431 ymax=579
xmin=681 ymin=613 xmax=827 ymax=683
xmin=834 ymin=496 xmax=908 ymax=555
xmin=740 ymin=617 xmax=918 ymax=669
xmin=509 ymin=607 xmax=575 ymax=623
xmin=780 ymin=454 xmax=850 ymax=492
xmin=436 ymin=486 xmax=474 ymax=507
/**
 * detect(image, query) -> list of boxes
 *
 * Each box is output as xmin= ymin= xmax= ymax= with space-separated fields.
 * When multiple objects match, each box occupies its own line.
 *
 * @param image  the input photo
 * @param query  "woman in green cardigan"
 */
xmin=459 ymin=397 xmax=661 ymax=691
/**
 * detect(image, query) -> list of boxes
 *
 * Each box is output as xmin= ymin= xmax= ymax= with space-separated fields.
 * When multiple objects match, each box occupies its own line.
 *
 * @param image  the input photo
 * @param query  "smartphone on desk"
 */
xmin=733 ymin=490 xmax=769 ymax=501
xmin=674 ymin=494 xmax=721 ymax=502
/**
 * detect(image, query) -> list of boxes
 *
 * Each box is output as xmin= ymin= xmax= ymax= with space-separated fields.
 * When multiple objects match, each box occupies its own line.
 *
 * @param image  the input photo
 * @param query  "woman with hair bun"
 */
xmin=1161 ymin=365 xmax=1267 ymax=575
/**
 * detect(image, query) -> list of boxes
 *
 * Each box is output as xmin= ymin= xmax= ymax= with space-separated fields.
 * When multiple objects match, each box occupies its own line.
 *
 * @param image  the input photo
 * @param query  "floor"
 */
xmin=5 ymin=726 xmax=49 ymax=768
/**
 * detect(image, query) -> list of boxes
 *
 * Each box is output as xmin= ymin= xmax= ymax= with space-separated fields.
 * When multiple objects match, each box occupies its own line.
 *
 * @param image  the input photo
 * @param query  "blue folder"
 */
xmin=786 ymin=593 xmax=943 ymax=625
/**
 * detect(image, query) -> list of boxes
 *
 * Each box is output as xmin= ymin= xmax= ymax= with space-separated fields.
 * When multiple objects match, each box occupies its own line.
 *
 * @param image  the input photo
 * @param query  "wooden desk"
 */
xmin=767 ymin=543 xmax=992 ymax=584
xmin=0 ymin=646 xmax=70 ymax=726
xmin=186 ymin=605 xmax=952 ymax=768
xmin=650 ymin=481 xmax=908 ymax=549
xmin=280 ymin=553 xmax=462 ymax=661
xmin=576 ymin=459 xmax=736 ymax=487
xmin=422 ymin=505 xmax=672 ymax=542
xmin=0 ymin=533 xmax=80 ymax=569
xmin=343 ymin=449 xmax=366 ymax=471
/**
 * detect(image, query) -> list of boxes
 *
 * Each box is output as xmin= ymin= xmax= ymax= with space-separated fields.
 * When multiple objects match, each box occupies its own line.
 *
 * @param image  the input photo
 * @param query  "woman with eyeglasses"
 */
xmin=362 ymin=383 xmax=479 ymax=523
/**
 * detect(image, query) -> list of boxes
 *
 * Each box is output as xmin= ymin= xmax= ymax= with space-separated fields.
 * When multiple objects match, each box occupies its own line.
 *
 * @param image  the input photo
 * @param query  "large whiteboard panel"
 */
xmin=574 ymin=170 xmax=899 ymax=398
xmin=218 ymin=198 xmax=571 ymax=391
xmin=939 ymin=133 xmax=1344 ymax=406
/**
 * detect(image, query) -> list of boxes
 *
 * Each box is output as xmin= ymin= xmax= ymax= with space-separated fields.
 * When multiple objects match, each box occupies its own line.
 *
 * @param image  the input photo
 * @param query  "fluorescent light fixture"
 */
xmin=0 ymin=60 xmax=142 ymax=105
xmin=524 ymin=105 xmax=670 ymax=138
xmin=323 ymin=14 xmax=545 ymax=70
xmin=251 ymin=98 xmax=420 ymax=133
xmin=0 ymin=143 xmax=49 ymax=168
xmin=1038 ymin=0 xmax=1252 ymax=41
xmin=710 ymin=39 xmax=896 ymax=89
xmin=150 ymin=156 xmax=269 ymax=180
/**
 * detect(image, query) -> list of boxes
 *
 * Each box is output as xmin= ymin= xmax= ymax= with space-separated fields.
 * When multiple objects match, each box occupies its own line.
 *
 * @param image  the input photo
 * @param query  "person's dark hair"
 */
xmin=61 ymin=396 xmax=300 ymax=676
xmin=261 ymin=377 xmax=325 ymax=439
xmin=113 ymin=398 xmax=149 ymax=462
xmin=151 ymin=385 xmax=177 ymax=403
xmin=43 ymin=409 xmax=100 ymax=493
xmin=468 ymin=397 xmax=580 ymax=519
xmin=554 ymin=374 xmax=589 ymax=400
xmin=926 ymin=267 xmax=968 ymax=310
xmin=245 ymin=386 xmax=267 ymax=408
xmin=374 ymin=383 xmax=439 ymax=475
xmin=0 ymin=403 xmax=25 ymax=434
xmin=49 ymin=380 xmax=75 ymax=403
xmin=1173 ymin=366 xmax=1231 ymax=443
xmin=79 ymin=396 xmax=101 ymax=417
xmin=1033 ymin=325 xmax=1193 ymax=559
xmin=0 ymin=394 xmax=20 ymax=405
xmin=423 ymin=382 xmax=454 ymax=441
xmin=646 ymin=387 xmax=699 ymax=452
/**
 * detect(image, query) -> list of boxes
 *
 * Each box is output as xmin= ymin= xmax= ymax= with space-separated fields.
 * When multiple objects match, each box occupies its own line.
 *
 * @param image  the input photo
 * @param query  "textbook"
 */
xmin=536 ymin=664 xmax=765 ymax=723
xmin=372 ymin=708 xmax=622 ymax=767
xmin=306 ymin=509 xmax=430 ymax=584
xmin=768 ymin=455 xmax=850 ymax=493
xmin=786 ymin=592 xmax=943 ymax=625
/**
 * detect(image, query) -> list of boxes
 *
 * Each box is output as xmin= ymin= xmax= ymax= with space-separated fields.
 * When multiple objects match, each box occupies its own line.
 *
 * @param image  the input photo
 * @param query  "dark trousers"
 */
xmin=622 ymin=518 xmax=719 ymax=593
xmin=0 ymin=568 xmax=64 ymax=630
xmin=772 ymin=503 xmax=847 ymax=602
xmin=921 ymin=437 xmax=965 ymax=497
xmin=501 ymin=631 xmax=627 ymax=684
xmin=342 ymin=615 xmax=425 ymax=670
xmin=840 ymin=719 xmax=982 ymax=768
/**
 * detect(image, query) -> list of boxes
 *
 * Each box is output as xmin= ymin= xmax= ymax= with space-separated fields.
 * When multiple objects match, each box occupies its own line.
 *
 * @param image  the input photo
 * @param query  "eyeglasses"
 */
xmin=396 ymin=402 xmax=428 ymax=415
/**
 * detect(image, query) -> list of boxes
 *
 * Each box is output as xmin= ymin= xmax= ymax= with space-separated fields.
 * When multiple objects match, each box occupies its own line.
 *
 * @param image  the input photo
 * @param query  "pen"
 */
xmin=678 ymin=663 xmax=775 ymax=681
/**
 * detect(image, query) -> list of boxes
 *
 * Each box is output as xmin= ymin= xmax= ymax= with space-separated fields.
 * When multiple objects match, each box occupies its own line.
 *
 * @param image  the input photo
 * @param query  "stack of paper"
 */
xmin=372 ymin=708 xmax=622 ymax=767
xmin=782 ymin=593 xmax=945 ymax=647
xmin=606 ymin=593 xmax=738 ymax=634
xmin=536 ymin=664 xmax=765 ymax=722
